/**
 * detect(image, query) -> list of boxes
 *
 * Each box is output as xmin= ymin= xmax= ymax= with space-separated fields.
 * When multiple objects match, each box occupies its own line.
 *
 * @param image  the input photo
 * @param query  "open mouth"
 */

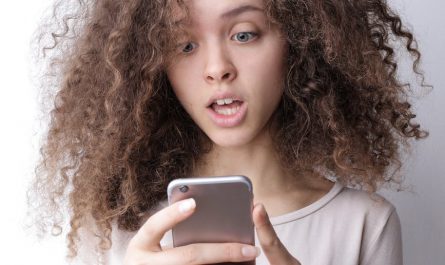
xmin=206 ymin=98 xmax=248 ymax=127
xmin=208 ymin=98 xmax=244 ymax=116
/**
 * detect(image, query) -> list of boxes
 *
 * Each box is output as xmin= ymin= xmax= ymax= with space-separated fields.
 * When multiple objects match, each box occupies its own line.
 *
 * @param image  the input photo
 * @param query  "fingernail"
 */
xmin=179 ymin=198 xmax=196 ymax=213
xmin=242 ymin=246 xmax=261 ymax=258
xmin=258 ymin=203 xmax=269 ymax=219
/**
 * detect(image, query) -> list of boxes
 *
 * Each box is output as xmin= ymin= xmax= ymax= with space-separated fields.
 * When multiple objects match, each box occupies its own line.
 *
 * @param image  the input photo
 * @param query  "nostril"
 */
xmin=205 ymin=69 xmax=236 ymax=83
xmin=222 ymin=72 xmax=231 ymax=79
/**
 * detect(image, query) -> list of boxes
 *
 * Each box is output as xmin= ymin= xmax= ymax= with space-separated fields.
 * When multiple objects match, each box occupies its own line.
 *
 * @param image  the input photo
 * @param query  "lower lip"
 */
xmin=207 ymin=102 xmax=248 ymax=128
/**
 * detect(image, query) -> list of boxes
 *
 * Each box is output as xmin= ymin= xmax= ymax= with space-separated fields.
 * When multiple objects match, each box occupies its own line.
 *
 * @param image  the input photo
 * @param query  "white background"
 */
xmin=0 ymin=0 xmax=443 ymax=264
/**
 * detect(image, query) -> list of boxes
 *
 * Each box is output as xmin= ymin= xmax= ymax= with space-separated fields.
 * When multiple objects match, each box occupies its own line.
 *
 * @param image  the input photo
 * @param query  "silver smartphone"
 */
xmin=167 ymin=175 xmax=255 ymax=265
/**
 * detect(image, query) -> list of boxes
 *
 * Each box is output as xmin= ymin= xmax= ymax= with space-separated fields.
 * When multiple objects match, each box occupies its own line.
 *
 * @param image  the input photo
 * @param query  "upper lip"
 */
xmin=206 ymin=91 xmax=244 ymax=107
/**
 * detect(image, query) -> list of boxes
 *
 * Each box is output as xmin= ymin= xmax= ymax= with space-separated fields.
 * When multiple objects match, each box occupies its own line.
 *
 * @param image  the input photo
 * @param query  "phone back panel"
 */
xmin=168 ymin=176 xmax=255 ymax=265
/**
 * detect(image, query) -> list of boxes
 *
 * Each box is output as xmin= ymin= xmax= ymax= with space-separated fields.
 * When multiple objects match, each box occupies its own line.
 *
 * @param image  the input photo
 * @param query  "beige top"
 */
xmin=79 ymin=181 xmax=403 ymax=265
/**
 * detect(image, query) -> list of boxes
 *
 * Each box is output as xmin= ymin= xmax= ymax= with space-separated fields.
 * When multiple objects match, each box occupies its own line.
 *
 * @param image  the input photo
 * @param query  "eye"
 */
xmin=232 ymin=32 xmax=258 ymax=43
xmin=181 ymin=42 xmax=197 ymax=53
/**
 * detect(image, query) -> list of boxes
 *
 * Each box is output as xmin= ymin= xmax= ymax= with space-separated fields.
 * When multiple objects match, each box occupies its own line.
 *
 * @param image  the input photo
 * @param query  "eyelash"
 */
xmin=180 ymin=32 xmax=259 ymax=54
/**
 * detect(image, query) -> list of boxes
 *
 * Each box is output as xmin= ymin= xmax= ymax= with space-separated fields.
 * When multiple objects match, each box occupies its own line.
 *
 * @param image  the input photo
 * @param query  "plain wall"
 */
xmin=0 ymin=0 xmax=443 ymax=264
xmin=379 ymin=0 xmax=445 ymax=264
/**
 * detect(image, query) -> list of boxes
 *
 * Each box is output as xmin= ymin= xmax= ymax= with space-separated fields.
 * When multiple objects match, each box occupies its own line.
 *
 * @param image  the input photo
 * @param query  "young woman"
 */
xmin=30 ymin=0 xmax=428 ymax=264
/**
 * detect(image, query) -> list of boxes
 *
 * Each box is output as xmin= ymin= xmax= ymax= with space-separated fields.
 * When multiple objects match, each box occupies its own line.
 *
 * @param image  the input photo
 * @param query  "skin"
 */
xmin=124 ymin=0 xmax=333 ymax=263
xmin=166 ymin=0 xmax=287 ymax=148
xmin=166 ymin=0 xmax=334 ymax=219
xmin=124 ymin=198 xmax=301 ymax=264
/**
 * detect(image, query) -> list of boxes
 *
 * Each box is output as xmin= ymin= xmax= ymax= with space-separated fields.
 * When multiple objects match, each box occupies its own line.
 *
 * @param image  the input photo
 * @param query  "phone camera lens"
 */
xmin=179 ymin=185 xmax=189 ymax=193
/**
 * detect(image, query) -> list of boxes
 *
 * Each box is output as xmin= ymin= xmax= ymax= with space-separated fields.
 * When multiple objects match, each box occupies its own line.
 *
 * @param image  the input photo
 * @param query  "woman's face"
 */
xmin=166 ymin=0 xmax=288 ymax=147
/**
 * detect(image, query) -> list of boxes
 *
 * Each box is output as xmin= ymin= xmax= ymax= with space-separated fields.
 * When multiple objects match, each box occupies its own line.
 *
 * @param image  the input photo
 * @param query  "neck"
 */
xmin=197 ymin=132 xmax=308 ymax=196
xmin=193 ymin=130 xmax=334 ymax=217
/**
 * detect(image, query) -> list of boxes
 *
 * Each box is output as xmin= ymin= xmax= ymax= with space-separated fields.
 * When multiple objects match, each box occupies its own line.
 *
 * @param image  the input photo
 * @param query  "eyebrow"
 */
xmin=173 ymin=4 xmax=263 ymax=25
xmin=220 ymin=5 xmax=264 ymax=19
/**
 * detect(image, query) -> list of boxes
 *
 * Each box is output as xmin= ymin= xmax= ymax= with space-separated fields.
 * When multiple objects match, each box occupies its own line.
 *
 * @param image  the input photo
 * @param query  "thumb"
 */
xmin=253 ymin=203 xmax=301 ymax=265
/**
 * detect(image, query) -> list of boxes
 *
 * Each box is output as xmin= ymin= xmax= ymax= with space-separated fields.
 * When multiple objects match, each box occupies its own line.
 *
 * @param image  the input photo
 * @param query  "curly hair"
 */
xmin=29 ymin=0 xmax=428 ymax=260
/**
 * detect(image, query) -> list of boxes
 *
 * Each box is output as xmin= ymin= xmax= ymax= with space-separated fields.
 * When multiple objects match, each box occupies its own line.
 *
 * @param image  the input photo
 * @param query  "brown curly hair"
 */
xmin=29 ymin=0 xmax=429 ymax=260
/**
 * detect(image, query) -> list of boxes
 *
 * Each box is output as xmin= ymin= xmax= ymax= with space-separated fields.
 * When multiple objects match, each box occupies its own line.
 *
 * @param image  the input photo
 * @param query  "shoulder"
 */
xmin=329 ymin=185 xmax=402 ymax=253
xmin=331 ymin=187 xmax=404 ymax=264
xmin=330 ymin=185 xmax=397 ymax=220
xmin=316 ymin=183 xmax=400 ymax=238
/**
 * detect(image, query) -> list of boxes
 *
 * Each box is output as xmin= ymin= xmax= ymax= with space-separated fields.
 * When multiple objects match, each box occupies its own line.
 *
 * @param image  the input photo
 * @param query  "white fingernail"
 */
xmin=179 ymin=198 xmax=196 ymax=213
xmin=242 ymin=246 xmax=260 ymax=258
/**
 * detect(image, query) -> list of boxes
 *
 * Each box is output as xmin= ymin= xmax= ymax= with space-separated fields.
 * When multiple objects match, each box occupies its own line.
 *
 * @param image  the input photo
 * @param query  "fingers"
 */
xmin=160 ymin=243 xmax=173 ymax=251
xmin=253 ymin=203 xmax=301 ymax=265
xmin=152 ymin=243 xmax=260 ymax=265
xmin=131 ymin=198 xmax=196 ymax=251
xmin=125 ymin=198 xmax=261 ymax=265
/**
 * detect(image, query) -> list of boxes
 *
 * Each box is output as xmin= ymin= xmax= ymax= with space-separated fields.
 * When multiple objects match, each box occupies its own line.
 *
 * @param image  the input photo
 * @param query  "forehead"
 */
xmin=170 ymin=0 xmax=266 ymax=26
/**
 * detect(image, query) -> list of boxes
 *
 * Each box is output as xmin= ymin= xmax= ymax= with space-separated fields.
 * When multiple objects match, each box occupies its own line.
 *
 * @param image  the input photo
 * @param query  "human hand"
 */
xmin=253 ymin=203 xmax=302 ymax=265
xmin=123 ymin=198 xmax=261 ymax=265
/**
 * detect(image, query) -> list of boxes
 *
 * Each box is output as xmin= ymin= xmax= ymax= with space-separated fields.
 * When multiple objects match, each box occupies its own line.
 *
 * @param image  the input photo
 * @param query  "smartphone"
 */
xmin=167 ymin=175 xmax=255 ymax=265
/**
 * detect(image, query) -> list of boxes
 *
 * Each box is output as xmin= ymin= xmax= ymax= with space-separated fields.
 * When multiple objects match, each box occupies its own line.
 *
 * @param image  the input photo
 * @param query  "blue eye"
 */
xmin=232 ymin=32 xmax=258 ymax=42
xmin=182 ymin=42 xmax=197 ymax=53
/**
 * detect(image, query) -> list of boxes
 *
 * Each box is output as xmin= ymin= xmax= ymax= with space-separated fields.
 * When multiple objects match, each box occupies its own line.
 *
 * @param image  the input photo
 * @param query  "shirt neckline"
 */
xmin=269 ymin=181 xmax=344 ymax=226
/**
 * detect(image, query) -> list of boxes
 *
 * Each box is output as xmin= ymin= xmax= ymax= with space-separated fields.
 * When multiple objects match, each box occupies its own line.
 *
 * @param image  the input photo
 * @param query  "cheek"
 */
xmin=166 ymin=60 xmax=203 ymax=101
xmin=167 ymin=69 xmax=193 ymax=106
xmin=244 ymin=37 xmax=287 ymax=79
xmin=244 ymin=47 xmax=286 ymax=98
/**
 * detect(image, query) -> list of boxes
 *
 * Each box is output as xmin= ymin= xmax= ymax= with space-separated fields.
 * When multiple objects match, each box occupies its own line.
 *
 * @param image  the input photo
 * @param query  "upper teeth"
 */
xmin=216 ymin=98 xmax=234 ymax=105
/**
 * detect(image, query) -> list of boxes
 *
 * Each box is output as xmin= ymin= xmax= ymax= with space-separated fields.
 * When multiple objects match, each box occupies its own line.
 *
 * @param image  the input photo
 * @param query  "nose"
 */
xmin=203 ymin=44 xmax=237 ymax=84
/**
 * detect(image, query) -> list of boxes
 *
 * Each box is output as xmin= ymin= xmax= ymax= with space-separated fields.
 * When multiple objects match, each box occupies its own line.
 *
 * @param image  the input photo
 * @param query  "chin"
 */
xmin=207 ymin=130 xmax=257 ymax=148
